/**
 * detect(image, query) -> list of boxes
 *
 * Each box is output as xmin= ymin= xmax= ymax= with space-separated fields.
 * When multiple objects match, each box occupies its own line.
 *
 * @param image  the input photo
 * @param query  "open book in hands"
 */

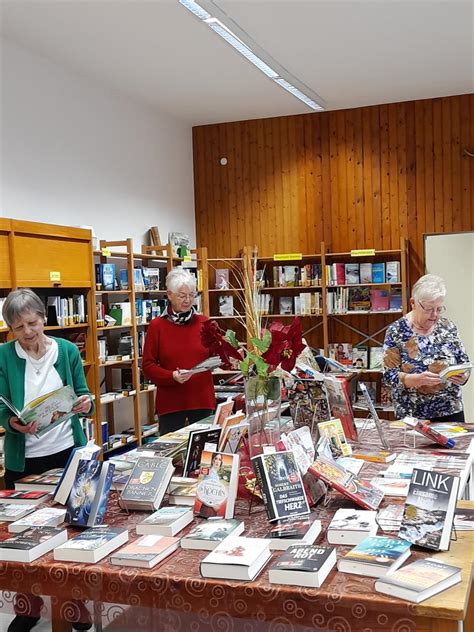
xmin=0 ymin=385 xmax=79 ymax=436
xmin=179 ymin=356 xmax=222 ymax=376
xmin=439 ymin=363 xmax=472 ymax=383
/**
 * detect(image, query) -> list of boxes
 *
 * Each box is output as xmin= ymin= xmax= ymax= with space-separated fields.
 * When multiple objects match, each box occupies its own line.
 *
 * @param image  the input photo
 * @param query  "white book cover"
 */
xmin=203 ymin=536 xmax=269 ymax=567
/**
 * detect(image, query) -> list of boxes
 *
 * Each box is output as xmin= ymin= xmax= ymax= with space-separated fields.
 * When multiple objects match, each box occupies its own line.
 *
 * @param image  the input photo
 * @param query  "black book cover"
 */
xmin=266 ymin=515 xmax=317 ymax=540
xmin=273 ymin=545 xmax=335 ymax=573
xmin=183 ymin=428 xmax=222 ymax=477
xmin=1 ymin=527 xmax=64 ymax=550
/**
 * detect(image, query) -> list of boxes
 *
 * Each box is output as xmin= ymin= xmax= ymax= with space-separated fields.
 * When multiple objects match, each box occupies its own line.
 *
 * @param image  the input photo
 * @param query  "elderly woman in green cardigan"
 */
xmin=0 ymin=288 xmax=93 ymax=490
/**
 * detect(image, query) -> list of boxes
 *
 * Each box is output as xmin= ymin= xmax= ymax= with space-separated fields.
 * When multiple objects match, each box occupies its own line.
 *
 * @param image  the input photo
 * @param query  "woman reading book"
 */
xmin=383 ymin=274 xmax=470 ymax=422
xmin=143 ymin=268 xmax=215 ymax=435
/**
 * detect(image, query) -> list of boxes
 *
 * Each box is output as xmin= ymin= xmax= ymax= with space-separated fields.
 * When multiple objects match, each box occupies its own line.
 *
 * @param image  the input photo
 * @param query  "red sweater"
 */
xmin=142 ymin=315 xmax=215 ymax=416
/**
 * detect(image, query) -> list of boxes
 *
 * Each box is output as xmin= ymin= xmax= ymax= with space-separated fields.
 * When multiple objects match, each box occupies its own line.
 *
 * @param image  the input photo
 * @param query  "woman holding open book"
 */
xmin=143 ymin=268 xmax=215 ymax=435
xmin=383 ymin=274 xmax=470 ymax=422
xmin=0 ymin=289 xmax=93 ymax=490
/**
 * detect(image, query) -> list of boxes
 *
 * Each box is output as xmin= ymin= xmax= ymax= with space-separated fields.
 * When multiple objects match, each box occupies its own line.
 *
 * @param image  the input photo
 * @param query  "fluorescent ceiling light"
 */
xmin=178 ymin=0 xmax=324 ymax=111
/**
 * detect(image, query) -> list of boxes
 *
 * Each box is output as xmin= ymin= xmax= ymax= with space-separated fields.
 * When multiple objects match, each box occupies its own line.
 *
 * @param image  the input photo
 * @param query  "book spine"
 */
xmin=252 ymin=457 xmax=276 ymax=521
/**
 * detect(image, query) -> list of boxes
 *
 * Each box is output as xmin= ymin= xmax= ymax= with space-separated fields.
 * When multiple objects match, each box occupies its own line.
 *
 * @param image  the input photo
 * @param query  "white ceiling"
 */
xmin=1 ymin=0 xmax=473 ymax=126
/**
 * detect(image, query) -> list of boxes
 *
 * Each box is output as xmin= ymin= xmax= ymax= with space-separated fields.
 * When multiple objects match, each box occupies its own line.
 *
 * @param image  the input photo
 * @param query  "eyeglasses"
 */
xmin=175 ymin=293 xmax=196 ymax=301
xmin=417 ymin=301 xmax=446 ymax=315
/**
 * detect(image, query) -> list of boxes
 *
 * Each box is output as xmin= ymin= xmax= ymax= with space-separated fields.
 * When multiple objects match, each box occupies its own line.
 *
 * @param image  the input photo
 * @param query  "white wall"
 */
xmin=425 ymin=232 xmax=474 ymax=421
xmin=0 ymin=38 xmax=195 ymax=248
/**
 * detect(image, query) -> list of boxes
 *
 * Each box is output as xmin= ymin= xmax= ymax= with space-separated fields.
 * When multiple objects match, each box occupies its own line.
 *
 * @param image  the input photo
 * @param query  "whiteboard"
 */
xmin=424 ymin=232 xmax=474 ymax=421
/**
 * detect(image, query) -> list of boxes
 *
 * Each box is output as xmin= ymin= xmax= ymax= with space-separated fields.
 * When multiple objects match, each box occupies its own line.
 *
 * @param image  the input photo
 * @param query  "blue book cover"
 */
xmin=101 ymin=264 xmax=116 ymax=290
xmin=119 ymin=269 xmax=129 ymax=290
xmin=92 ymin=462 xmax=115 ymax=526
xmin=345 ymin=536 xmax=411 ymax=568
xmin=65 ymin=459 xmax=103 ymax=527
xmin=372 ymin=263 xmax=386 ymax=284
xmin=389 ymin=288 xmax=402 ymax=310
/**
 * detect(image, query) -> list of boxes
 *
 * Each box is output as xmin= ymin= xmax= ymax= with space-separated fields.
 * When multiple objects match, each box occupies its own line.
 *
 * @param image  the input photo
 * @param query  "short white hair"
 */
xmin=166 ymin=268 xmax=197 ymax=293
xmin=412 ymin=274 xmax=446 ymax=303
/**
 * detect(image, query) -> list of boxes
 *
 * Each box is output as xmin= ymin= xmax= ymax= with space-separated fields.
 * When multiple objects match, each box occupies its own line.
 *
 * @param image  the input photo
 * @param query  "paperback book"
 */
xmin=371 ymin=477 xmax=410 ymax=497
xmin=252 ymin=451 xmax=310 ymax=522
xmin=0 ymin=385 xmax=78 ymax=436
xmin=268 ymin=545 xmax=336 ymax=588
xmin=167 ymin=478 xmax=198 ymax=506
xmin=399 ymin=468 xmax=460 ymax=551
xmin=0 ymin=504 xmax=37 ymax=522
xmin=0 ymin=526 xmax=68 ymax=562
xmin=15 ymin=468 xmax=64 ymax=492
xmin=65 ymin=459 xmax=115 ymax=527
xmin=193 ymin=451 xmax=239 ymax=519
xmin=136 ymin=506 xmax=194 ymax=536
xmin=180 ymin=518 xmax=244 ymax=550
xmin=377 ymin=503 xmax=405 ymax=532
xmin=200 ymin=536 xmax=271 ymax=581
xmin=264 ymin=514 xmax=322 ymax=550
xmin=0 ymin=490 xmax=51 ymax=505
xmin=375 ymin=558 xmax=462 ymax=603
xmin=327 ymin=509 xmax=378 ymax=545
xmin=53 ymin=526 xmax=129 ymax=563
xmin=110 ymin=534 xmax=179 ymax=568
xmin=54 ymin=442 xmax=102 ymax=505
xmin=120 ymin=456 xmax=175 ymax=511
xmin=9 ymin=507 xmax=66 ymax=533
xmin=183 ymin=427 xmax=222 ymax=477
xmin=337 ymin=535 xmax=411 ymax=578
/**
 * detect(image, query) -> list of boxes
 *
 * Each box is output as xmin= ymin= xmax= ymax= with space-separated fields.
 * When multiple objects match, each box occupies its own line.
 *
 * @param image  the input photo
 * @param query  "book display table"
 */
xmin=1 ymin=427 xmax=473 ymax=632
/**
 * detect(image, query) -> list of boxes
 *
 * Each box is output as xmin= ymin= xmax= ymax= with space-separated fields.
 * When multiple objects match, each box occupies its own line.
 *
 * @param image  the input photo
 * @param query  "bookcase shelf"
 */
xmin=97 ymin=325 xmax=133 ymax=331
xmin=44 ymin=324 xmax=89 ymax=331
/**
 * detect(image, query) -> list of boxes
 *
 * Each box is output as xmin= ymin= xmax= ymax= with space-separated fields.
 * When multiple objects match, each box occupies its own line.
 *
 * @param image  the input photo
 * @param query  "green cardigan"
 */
xmin=0 ymin=337 xmax=93 ymax=472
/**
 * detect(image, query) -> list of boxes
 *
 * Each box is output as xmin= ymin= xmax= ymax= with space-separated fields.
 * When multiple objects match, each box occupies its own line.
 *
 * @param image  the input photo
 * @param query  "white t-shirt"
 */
xmin=15 ymin=339 xmax=75 ymax=459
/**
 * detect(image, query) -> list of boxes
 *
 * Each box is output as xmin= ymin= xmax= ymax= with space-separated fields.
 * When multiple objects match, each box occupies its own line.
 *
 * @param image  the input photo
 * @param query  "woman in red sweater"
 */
xmin=142 ymin=268 xmax=215 ymax=434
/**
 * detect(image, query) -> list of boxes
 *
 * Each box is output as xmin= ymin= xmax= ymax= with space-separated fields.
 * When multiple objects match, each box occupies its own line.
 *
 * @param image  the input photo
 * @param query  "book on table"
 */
xmin=327 ymin=509 xmax=378 ymax=545
xmin=0 ymin=504 xmax=37 ymax=522
xmin=0 ymin=386 xmax=79 ymax=436
xmin=251 ymin=451 xmax=310 ymax=522
xmin=193 ymin=450 xmax=239 ymax=519
xmin=317 ymin=419 xmax=352 ymax=458
xmin=213 ymin=399 xmax=235 ymax=427
xmin=182 ymin=427 xmax=222 ymax=478
xmin=9 ymin=507 xmax=66 ymax=533
xmin=398 ymin=468 xmax=460 ymax=551
xmin=268 ymin=544 xmax=337 ymax=588
xmin=180 ymin=519 xmax=244 ymax=550
xmin=453 ymin=507 xmax=474 ymax=531
xmin=200 ymin=536 xmax=271 ymax=581
xmin=0 ymin=490 xmax=51 ymax=505
xmin=65 ymin=459 xmax=115 ymax=527
xmin=264 ymin=514 xmax=322 ymax=551
xmin=323 ymin=376 xmax=358 ymax=441
xmin=376 ymin=504 xmax=405 ymax=532
xmin=119 ymin=456 xmax=175 ymax=511
xmin=54 ymin=442 xmax=102 ymax=505
xmin=167 ymin=478 xmax=198 ymax=506
xmin=0 ymin=526 xmax=68 ymax=562
xmin=136 ymin=506 xmax=194 ymax=536
xmin=53 ymin=527 xmax=129 ymax=563
xmin=370 ymin=477 xmax=410 ymax=497
xmin=14 ymin=468 xmax=64 ymax=492
xmin=351 ymin=450 xmax=396 ymax=464
xmin=337 ymin=535 xmax=411 ymax=578
xmin=374 ymin=558 xmax=462 ymax=603
xmin=110 ymin=534 xmax=179 ymax=568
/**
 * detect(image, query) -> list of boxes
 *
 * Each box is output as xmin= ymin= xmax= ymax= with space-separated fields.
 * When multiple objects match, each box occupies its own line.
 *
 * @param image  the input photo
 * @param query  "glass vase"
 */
xmin=244 ymin=375 xmax=282 ymax=457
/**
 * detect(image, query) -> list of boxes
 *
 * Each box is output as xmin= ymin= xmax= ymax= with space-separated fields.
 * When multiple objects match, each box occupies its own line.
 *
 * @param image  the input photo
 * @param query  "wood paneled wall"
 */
xmin=193 ymin=94 xmax=474 ymax=282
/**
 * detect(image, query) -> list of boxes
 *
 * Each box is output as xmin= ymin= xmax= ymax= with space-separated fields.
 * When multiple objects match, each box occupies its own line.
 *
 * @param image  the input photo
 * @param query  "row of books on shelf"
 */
xmin=95 ymin=263 xmax=202 ymax=293
xmin=97 ymin=296 xmax=201 ymax=327
xmin=329 ymin=343 xmax=384 ymax=369
xmin=326 ymin=261 xmax=400 ymax=286
xmin=97 ymin=334 xmax=134 ymax=362
xmin=258 ymin=265 xmax=324 ymax=289
xmin=326 ymin=286 xmax=402 ymax=313
xmin=255 ymin=293 xmax=323 ymax=316
xmin=45 ymin=295 xmax=87 ymax=326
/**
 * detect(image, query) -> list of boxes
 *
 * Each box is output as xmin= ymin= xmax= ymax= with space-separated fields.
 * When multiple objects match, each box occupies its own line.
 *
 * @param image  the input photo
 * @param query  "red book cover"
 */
xmin=370 ymin=289 xmax=390 ymax=311
xmin=334 ymin=263 xmax=345 ymax=286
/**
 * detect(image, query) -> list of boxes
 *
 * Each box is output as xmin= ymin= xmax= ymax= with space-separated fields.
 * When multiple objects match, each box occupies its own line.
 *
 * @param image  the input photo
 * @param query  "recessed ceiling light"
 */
xmin=178 ymin=0 xmax=324 ymax=111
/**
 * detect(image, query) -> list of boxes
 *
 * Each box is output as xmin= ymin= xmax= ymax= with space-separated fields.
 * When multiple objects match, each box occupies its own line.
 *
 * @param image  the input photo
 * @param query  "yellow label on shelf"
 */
xmin=183 ymin=255 xmax=192 ymax=262
xmin=101 ymin=248 xmax=112 ymax=257
xmin=273 ymin=253 xmax=303 ymax=261
xmin=351 ymin=249 xmax=376 ymax=257
xmin=49 ymin=271 xmax=61 ymax=282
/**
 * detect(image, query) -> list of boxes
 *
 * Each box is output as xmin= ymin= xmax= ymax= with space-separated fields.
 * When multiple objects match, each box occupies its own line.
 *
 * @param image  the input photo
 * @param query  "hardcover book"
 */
xmin=218 ymin=295 xmax=233 ymax=317
xmin=370 ymin=288 xmax=390 ymax=311
xmin=359 ymin=263 xmax=373 ymax=284
xmin=327 ymin=509 xmax=378 ymax=545
xmin=9 ymin=507 xmax=66 ymax=533
xmin=193 ymin=451 xmax=239 ymax=519
xmin=0 ymin=490 xmax=51 ymax=505
xmin=344 ymin=263 xmax=360 ymax=285
xmin=136 ymin=506 xmax=194 ymax=536
xmin=348 ymin=287 xmax=371 ymax=311
xmin=323 ymin=376 xmax=358 ymax=441
xmin=375 ymin=558 xmax=462 ymax=603
xmin=15 ymin=468 xmax=64 ymax=492
xmin=120 ymin=456 xmax=175 ymax=511
xmin=252 ymin=451 xmax=310 ymax=522
xmin=0 ymin=385 xmax=78 ymax=436
xmin=268 ymin=545 xmax=336 ymax=588
xmin=337 ymin=535 xmax=411 ymax=578
xmin=264 ymin=514 xmax=322 ymax=550
xmin=389 ymin=288 xmax=403 ymax=311
xmin=386 ymin=261 xmax=400 ymax=283
xmin=110 ymin=534 xmax=179 ymax=568
xmin=200 ymin=536 xmax=271 ymax=581
xmin=65 ymin=459 xmax=115 ymax=527
xmin=180 ymin=518 xmax=244 ymax=550
xmin=317 ymin=419 xmax=352 ymax=458
xmin=399 ymin=468 xmax=460 ymax=551
xmin=53 ymin=527 xmax=129 ymax=563
xmin=0 ymin=526 xmax=68 ymax=562
xmin=371 ymin=262 xmax=386 ymax=283
xmin=183 ymin=427 xmax=222 ymax=477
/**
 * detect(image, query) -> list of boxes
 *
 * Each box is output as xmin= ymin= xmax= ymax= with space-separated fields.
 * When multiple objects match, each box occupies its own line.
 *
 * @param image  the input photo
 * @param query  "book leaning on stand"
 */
xmin=119 ymin=456 xmax=175 ymax=511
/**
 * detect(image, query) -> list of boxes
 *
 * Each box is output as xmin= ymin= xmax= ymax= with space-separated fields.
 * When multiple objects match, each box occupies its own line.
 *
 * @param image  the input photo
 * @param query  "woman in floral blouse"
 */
xmin=383 ymin=274 xmax=470 ymax=421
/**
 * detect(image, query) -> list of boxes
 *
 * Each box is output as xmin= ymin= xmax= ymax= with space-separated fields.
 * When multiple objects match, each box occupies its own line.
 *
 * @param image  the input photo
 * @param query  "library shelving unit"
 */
xmin=0 ymin=217 xmax=97 ymax=408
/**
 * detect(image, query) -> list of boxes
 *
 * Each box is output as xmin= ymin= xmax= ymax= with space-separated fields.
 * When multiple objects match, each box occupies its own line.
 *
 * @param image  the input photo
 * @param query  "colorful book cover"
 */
xmin=65 ymin=459 xmax=102 ymax=526
xmin=377 ymin=558 xmax=461 ymax=592
xmin=194 ymin=451 xmax=239 ymax=519
xmin=183 ymin=427 xmax=223 ymax=477
xmin=183 ymin=519 xmax=243 ymax=543
xmin=372 ymin=262 xmax=386 ymax=283
xmin=352 ymin=346 xmax=368 ymax=369
xmin=141 ymin=506 xmax=191 ymax=526
xmin=343 ymin=536 xmax=411 ymax=568
xmin=112 ymin=534 xmax=178 ymax=563
xmin=348 ymin=287 xmax=371 ymax=311
xmin=58 ymin=527 xmax=126 ymax=551
xmin=272 ymin=545 xmax=335 ymax=573
xmin=317 ymin=419 xmax=352 ymax=458
xmin=323 ymin=376 xmax=358 ymax=441
xmin=203 ymin=535 xmax=268 ymax=567
xmin=370 ymin=288 xmax=390 ymax=311
xmin=265 ymin=514 xmax=320 ymax=540
xmin=120 ymin=456 xmax=174 ymax=507
xmin=344 ymin=263 xmax=360 ymax=284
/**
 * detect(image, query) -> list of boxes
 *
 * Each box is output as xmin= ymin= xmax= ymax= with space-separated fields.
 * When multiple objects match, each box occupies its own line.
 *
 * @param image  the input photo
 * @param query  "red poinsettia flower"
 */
xmin=262 ymin=318 xmax=305 ymax=372
xmin=201 ymin=319 xmax=242 ymax=369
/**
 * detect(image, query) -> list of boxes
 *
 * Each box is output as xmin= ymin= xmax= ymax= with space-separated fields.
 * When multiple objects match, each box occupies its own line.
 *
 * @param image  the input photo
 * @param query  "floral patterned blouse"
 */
xmin=382 ymin=316 xmax=470 ymax=419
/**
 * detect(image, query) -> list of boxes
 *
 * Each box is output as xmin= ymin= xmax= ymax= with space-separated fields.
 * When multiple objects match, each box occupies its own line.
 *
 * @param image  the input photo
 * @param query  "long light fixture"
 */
xmin=178 ymin=0 xmax=324 ymax=111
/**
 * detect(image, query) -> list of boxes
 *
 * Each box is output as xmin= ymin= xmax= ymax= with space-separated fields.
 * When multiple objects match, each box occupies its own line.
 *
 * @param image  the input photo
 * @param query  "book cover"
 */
xmin=65 ymin=458 xmax=102 ymax=527
xmin=339 ymin=535 xmax=411 ymax=570
xmin=194 ymin=451 xmax=239 ymax=519
xmin=119 ymin=269 xmax=129 ymax=290
xmin=371 ymin=262 xmax=386 ymax=283
xmin=370 ymin=288 xmax=390 ymax=311
xmin=110 ymin=534 xmax=179 ymax=567
xmin=9 ymin=507 xmax=66 ymax=533
xmin=283 ymin=266 xmax=299 ymax=287
xmin=272 ymin=544 xmax=335 ymax=573
xmin=359 ymin=263 xmax=373 ymax=284
xmin=120 ymin=456 xmax=174 ymax=510
xmin=0 ymin=504 xmax=37 ymax=522
xmin=136 ymin=506 xmax=193 ymax=536
xmin=370 ymin=477 xmax=410 ymax=497
xmin=399 ymin=468 xmax=460 ymax=551
xmin=389 ymin=287 xmax=403 ymax=310
xmin=369 ymin=346 xmax=384 ymax=370
xmin=279 ymin=297 xmax=293 ymax=315
xmin=54 ymin=526 xmax=129 ymax=563
xmin=181 ymin=519 xmax=244 ymax=549
xmin=317 ymin=419 xmax=352 ymax=458
xmin=264 ymin=514 xmax=322 ymax=550
xmin=348 ymin=287 xmax=371 ymax=311
xmin=15 ymin=468 xmax=63 ymax=491
xmin=218 ymin=295 xmax=233 ymax=317
xmin=328 ymin=343 xmax=353 ymax=366
xmin=352 ymin=346 xmax=368 ymax=369
xmin=0 ymin=527 xmax=68 ymax=562
xmin=213 ymin=400 xmax=234 ymax=427
xmin=215 ymin=269 xmax=230 ymax=289
xmin=323 ymin=375 xmax=358 ymax=441
xmin=439 ymin=362 xmax=472 ymax=382
xmin=0 ymin=490 xmax=50 ymax=504
xmin=101 ymin=263 xmax=116 ymax=290
xmin=454 ymin=507 xmax=474 ymax=530
xmin=386 ymin=261 xmax=400 ymax=283
xmin=183 ymin=427 xmax=222 ymax=477
xmin=200 ymin=535 xmax=271 ymax=580
xmin=328 ymin=509 xmax=378 ymax=533
xmin=344 ymin=263 xmax=360 ymax=284
xmin=251 ymin=451 xmax=310 ymax=522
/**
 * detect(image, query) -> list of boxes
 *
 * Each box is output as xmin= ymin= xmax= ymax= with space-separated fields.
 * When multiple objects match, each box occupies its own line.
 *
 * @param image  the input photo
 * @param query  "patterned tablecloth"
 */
xmin=1 ymin=425 xmax=473 ymax=632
